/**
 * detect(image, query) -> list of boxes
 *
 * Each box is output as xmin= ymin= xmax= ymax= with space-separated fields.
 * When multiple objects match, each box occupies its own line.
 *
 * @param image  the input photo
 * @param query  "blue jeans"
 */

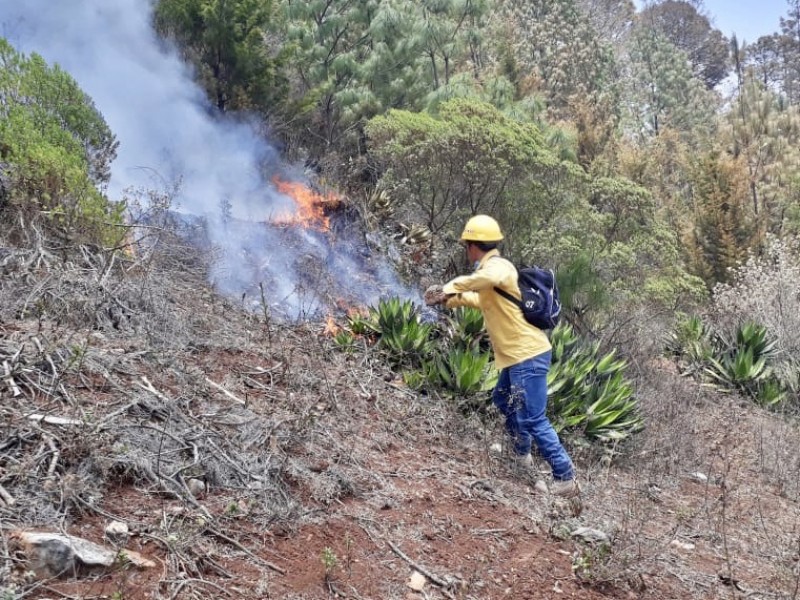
xmin=492 ymin=351 xmax=575 ymax=481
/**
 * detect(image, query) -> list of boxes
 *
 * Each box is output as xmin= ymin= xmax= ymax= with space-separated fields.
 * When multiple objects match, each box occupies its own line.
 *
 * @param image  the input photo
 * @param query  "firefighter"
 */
xmin=425 ymin=215 xmax=579 ymax=498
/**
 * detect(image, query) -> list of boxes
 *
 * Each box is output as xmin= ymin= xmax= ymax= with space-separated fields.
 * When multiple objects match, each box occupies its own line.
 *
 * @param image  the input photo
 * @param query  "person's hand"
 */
xmin=424 ymin=284 xmax=448 ymax=306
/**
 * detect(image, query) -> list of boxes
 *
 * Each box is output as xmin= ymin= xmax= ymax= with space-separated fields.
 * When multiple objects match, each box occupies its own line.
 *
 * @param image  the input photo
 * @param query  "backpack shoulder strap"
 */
xmin=488 ymin=256 xmax=521 ymax=307
xmin=494 ymin=285 xmax=521 ymax=307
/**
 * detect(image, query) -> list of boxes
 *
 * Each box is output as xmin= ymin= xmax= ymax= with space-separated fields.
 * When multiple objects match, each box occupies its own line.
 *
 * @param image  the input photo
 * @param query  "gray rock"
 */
xmin=11 ymin=531 xmax=154 ymax=579
xmin=571 ymin=527 xmax=610 ymax=545
xmin=187 ymin=478 xmax=206 ymax=497
xmin=104 ymin=521 xmax=130 ymax=546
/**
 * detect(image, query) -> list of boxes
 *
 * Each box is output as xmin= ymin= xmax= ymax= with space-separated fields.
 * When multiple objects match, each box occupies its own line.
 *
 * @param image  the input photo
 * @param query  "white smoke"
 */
xmin=0 ymin=0 xmax=417 ymax=318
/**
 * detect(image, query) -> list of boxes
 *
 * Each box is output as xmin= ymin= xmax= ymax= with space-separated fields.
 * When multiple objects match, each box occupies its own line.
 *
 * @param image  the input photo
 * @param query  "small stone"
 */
xmin=408 ymin=571 xmax=427 ymax=591
xmin=10 ymin=531 xmax=154 ymax=579
xmin=670 ymin=539 xmax=695 ymax=551
xmin=187 ymin=478 xmax=206 ymax=497
xmin=571 ymin=527 xmax=610 ymax=545
xmin=534 ymin=480 xmax=549 ymax=494
xmin=489 ymin=443 xmax=503 ymax=454
xmin=687 ymin=472 xmax=708 ymax=483
xmin=104 ymin=521 xmax=129 ymax=547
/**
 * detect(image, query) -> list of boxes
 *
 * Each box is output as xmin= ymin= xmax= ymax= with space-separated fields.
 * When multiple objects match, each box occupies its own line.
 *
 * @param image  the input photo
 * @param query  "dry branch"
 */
xmin=206 ymin=527 xmax=286 ymax=575
xmin=388 ymin=540 xmax=457 ymax=598
xmin=27 ymin=414 xmax=83 ymax=427
xmin=137 ymin=375 xmax=171 ymax=403
xmin=205 ymin=377 xmax=245 ymax=405
xmin=43 ymin=434 xmax=60 ymax=479
xmin=0 ymin=483 xmax=15 ymax=507
xmin=3 ymin=360 xmax=22 ymax=397
xmin=165 ymin=577 xmax=233 ymax=600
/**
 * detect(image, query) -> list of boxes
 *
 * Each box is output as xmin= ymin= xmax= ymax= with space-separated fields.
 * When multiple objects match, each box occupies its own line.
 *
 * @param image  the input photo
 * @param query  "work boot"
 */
xmin=550 ymin=478 xmax=581 ymax=498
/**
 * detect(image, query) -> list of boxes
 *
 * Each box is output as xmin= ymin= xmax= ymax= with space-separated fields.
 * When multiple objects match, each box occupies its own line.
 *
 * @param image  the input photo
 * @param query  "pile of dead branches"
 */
xmin=0 ymin=212 xmax=465 ymax=598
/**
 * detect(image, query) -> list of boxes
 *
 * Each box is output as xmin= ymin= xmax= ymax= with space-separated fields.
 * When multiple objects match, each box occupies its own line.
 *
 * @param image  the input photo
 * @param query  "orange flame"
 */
xmin=323 ymin=315 xmax=341 ymax=336
xmin=270 ymin=176 xmax=340 ymax=231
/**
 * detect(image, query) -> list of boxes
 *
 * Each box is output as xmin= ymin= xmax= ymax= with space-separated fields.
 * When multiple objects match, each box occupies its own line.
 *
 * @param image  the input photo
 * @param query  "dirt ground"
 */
xmin=2 ymin=244 xmax=799 ymax=600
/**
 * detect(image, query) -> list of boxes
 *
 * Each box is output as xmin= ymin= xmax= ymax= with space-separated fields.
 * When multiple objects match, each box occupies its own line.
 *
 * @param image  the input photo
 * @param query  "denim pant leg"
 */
xmin=509 ymin=352 xmax=575 ymax=481
xmin=491 ymin=367 xmax=522 ymax=447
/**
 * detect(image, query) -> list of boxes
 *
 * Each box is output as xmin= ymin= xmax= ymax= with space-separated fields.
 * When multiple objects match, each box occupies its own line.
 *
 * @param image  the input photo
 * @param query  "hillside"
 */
xmin=2 ymin=232 xmax=799 ymax=600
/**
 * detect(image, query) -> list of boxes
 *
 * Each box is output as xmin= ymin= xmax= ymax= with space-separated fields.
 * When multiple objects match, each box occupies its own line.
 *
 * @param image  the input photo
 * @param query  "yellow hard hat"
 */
xmin=460 ymin=215 xmax=504 ymax=242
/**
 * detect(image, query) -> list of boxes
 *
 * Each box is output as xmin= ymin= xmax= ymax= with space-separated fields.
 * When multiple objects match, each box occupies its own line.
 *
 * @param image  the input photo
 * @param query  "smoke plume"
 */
xmin=0 ymin=0 xmax=416 ymax=319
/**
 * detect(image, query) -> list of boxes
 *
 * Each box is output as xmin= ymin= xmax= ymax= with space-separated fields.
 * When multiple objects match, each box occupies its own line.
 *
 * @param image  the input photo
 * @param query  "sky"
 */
xmin=634 ymin=0 xmax=790 ymax=44
xmin=700 ymin=0 xmax=789 ymax=44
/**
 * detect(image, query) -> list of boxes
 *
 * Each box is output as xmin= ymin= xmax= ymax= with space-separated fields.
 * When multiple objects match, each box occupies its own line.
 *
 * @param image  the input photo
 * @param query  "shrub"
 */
xmin=712 ymin=236 xmax=800 ymax=357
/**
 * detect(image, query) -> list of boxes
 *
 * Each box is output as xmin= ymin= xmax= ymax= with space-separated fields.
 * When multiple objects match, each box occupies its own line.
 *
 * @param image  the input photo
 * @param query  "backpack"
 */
xmin=494 ymin=265 xmax=561 ymax=330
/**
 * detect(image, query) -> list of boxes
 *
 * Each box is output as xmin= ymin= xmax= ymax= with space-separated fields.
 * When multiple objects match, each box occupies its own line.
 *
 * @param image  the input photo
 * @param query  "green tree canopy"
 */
xmin=154 ymin=0 xmax=287 ymax=113
xmin=365 ymin=97 xmax=579 ymax=238
xmin=0 ymin=38 xmax=122 ymax=244
xmin=623 ymin=24 xmax=716 ymax=141
xmin=638 ymin=0 xmax=730 ymax=89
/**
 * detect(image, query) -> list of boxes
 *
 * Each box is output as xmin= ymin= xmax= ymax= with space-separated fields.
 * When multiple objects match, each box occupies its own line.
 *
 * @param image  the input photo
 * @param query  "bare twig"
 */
xmin=206 ymin=527 xmax=286 ymax=575
xmin=3 ymin=360 xmax=22 ymax=396
xmin=138 ymin=375 xmax=171 ymax=404
xmin=387 ymin=540 xmax=457 ymax=598
xmin=27 ymin=414 xmax=83 ymax=427
xmin=205 ymin=377 xmax=246 ymax=406
xmin=0 ymin=483 xmax=15 ymax=507
xmin=164 ymin=577 xmax=233 ymax=599
xmin=206 ymin=438 xmax=267 ymax=483
xmin=91 ymin=400 xmax=140 ymax=434
xmin=43 ymin=434 xmax=60 ymax=478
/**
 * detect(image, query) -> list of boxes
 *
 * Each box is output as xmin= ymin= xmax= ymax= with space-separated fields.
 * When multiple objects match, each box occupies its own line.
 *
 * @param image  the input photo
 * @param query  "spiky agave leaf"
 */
xmin=547 ymin=325 xmax=642 ymax=442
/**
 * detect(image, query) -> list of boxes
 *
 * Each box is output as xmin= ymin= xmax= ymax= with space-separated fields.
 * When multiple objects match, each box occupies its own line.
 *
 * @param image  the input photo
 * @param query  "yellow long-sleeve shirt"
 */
xmin=442 ymin=249 xmax=551 ymax=369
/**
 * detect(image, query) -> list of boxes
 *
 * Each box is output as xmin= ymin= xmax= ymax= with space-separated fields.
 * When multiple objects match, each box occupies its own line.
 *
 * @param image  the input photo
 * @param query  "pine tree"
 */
xmin=638 ymin=0 xmax=729 ymax=89
xmin=155 ymin=0 xmax=286 ymax=113
xmin=723 ymin=74 xmax=800 ymax=233
xmin=690 ymin=151 xmax=759 ymax=284
xmin=623 ymin=24 xmax=715 ymax=141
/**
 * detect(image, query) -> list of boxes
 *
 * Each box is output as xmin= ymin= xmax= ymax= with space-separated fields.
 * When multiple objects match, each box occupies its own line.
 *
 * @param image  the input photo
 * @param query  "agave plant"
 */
xmin=333 ymin=330 xmax=357 ymax=352
xmin=704 ymin=347 xmax=769 ymax=390
xmin=379 ymin=318 xmax=435 ymax=362
xmin=346 ymin=312 xmax=379 ymax=337
xmin=402 ymin=369 xmax=426 ymax=391
xmin=443 ymin=307 xmax=486 ymax=351
xmin=704 ymin=322 xmax=781 ymax=400
xmin=370 ymin=297 xmax=418 ymax=335
xmin=424 ymin=348 xmax=495 ymax=396
xmin=583 ymin=370 xmax=641 ymax=441
xmin=359 ymin=298 xmax=435 ymax=365
xmin=550 ymin=322 xmax=580 ymax=362
xmin=772 ymin=358 xmax=800 ymax=400
xmin=548 ymin=325 xmax=643 ymax=442
xmin=666 ymin=315 xmax=715 ymax=374
xmin=734 ymin=322 xmax=778 ymax=361
xmin=756 ymin=377 xmax=787 ymax=407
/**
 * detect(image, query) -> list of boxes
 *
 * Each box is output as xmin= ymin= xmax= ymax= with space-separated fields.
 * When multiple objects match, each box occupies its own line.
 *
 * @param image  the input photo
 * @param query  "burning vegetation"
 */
xmin=269 ymin=176 xmax=341 ymax=232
